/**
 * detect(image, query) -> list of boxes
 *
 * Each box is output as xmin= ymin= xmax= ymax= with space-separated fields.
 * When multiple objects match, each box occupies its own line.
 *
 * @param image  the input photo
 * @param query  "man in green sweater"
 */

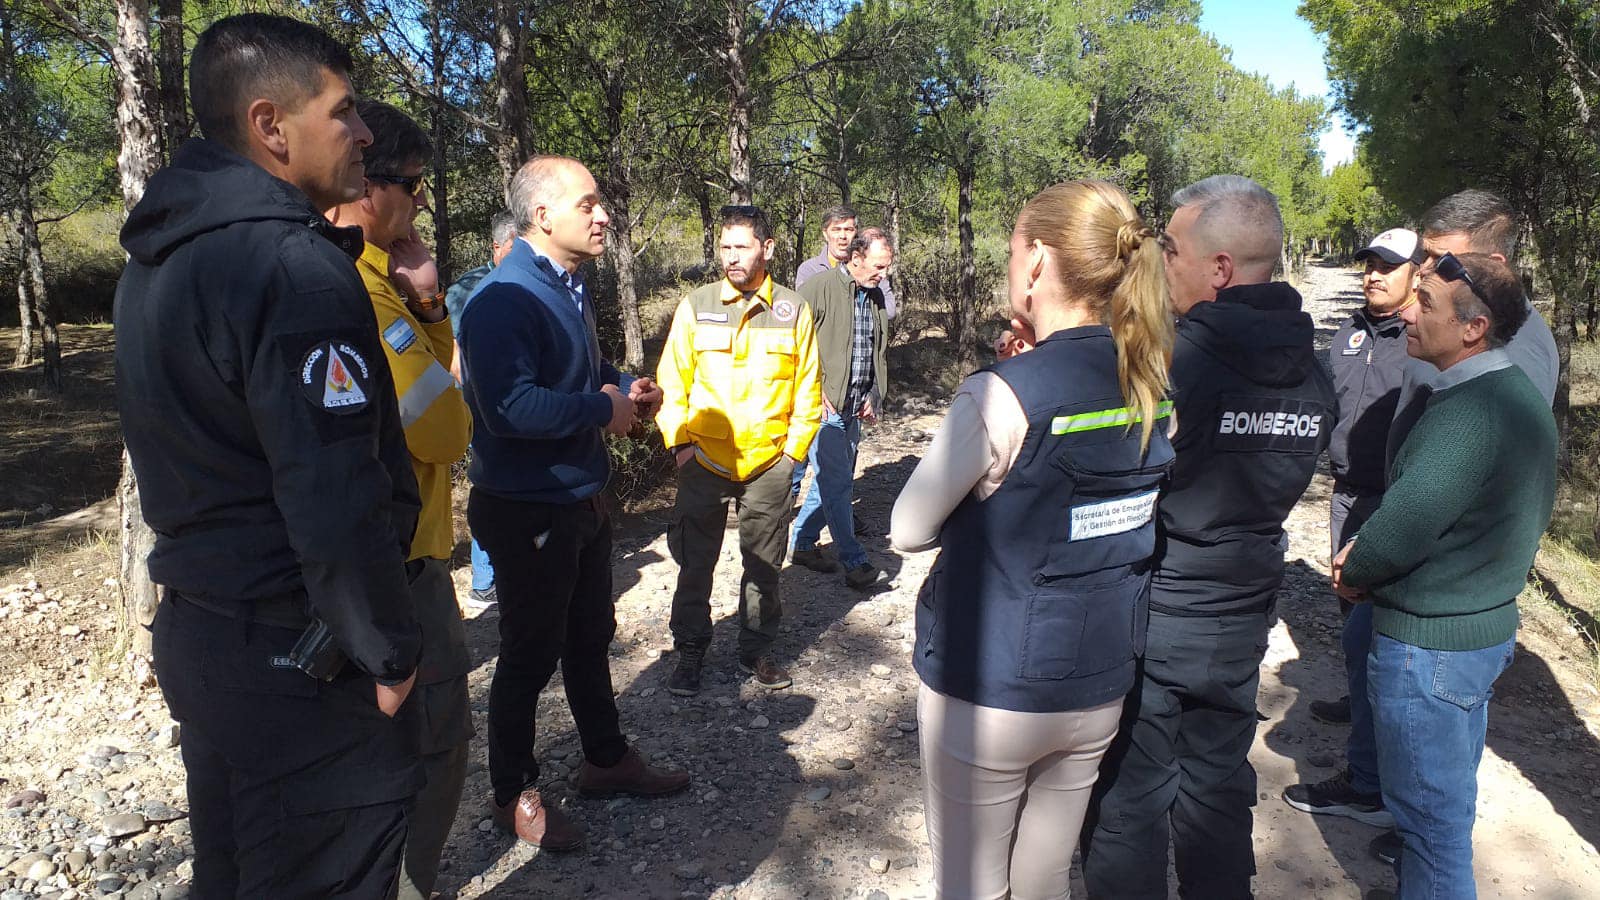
xmin=1332 ymin=252 xmax=1555 ymax=899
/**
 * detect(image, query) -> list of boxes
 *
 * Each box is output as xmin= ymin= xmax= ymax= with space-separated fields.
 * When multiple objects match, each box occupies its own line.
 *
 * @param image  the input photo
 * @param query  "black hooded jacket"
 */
xmin=1152 ymin=282 xmax=1336 ymax=616
xmin=115 ymin=138 xmax=421 ymax=681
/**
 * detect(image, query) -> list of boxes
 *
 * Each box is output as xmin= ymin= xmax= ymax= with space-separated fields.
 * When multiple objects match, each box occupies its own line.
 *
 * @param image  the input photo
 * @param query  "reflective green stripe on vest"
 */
xmin=1050 ymin=400 xmax=1174 ymax=435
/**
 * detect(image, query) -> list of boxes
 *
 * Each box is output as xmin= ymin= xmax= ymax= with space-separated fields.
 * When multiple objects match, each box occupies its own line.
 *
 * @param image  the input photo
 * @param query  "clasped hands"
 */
xmin=602 ymin=377 xmax=663 ymax=437
xmin=1330 ymin=539 xmax=1367 ymax=603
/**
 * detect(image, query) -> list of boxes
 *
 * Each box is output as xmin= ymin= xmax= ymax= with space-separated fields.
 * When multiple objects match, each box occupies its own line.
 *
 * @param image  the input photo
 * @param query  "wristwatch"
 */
xmin=411 ymin=290 xmax=445 ymax=312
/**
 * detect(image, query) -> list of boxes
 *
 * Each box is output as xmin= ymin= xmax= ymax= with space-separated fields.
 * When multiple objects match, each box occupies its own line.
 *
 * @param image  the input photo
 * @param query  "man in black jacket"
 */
xmin=1281 ymin=229 xmax=1421 ymax=830
xmin=1081 ymin=175 xmax=1336 ymax=899
xmin=116 ymin=15 xmax=423 ymax=897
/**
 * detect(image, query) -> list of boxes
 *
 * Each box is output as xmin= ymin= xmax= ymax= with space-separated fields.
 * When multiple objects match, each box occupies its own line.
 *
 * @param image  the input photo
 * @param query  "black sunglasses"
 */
xmin=368 ymin=173 xmax=427 ymax=198
xmin=719 ymin=204 xmax=760 ymax=217
xmin=1433 ymin=252 xmax=1490 ymax=304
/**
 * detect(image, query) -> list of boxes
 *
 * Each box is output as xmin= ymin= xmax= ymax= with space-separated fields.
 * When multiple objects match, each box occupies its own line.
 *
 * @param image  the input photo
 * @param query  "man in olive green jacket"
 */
xmin=790 ymin=228 xmax=893 ymax=589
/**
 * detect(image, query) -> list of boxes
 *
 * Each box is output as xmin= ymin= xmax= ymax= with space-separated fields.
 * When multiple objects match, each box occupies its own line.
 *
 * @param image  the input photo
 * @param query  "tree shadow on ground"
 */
xmin=1265 ymin=559 xmax=1397 ymax=897
xmin=1483 ymin=633 xmax=1600 ymax=856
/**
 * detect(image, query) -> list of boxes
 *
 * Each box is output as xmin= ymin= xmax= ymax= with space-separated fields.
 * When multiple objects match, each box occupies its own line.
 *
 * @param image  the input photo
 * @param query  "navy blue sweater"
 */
xmin=458 ymin=240 xmax=632 ymax=503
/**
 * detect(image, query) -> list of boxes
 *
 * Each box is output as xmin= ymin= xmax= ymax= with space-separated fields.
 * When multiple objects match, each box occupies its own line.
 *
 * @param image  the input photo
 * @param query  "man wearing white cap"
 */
xmin=1283 ymin=227 xmax=1421 ymax=827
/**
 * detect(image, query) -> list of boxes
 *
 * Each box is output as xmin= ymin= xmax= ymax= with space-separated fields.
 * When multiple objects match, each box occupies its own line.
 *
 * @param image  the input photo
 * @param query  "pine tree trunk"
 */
xmin=693 ymin=181 xmax=716 ymax=270
xmin=111 ymin=0 xmax=161 ymax=214
xmin=723 ymin=7 xmax=752 ymax=205
xmin=605 ymin=199 xmax=645 ymax=371
xmin=955 ymin=159 xmax=977 ymax=371
xmin=492 ymin=0 xmax=531 ymax=199
xmin=110 ymin=0 xmax=163 ymax=662
xmin=428 ymin=14 xmax=452 ymax=284
xmin=14 ymin=269 xmax=37 ymax=368
xmin=154 ymin=0 xmax=188 ymax=156
xmin=14 ymin=195 xmax=58 ymax=391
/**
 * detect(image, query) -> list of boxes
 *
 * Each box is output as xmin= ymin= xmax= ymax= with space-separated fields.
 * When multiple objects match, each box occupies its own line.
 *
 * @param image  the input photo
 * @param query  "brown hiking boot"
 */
xmin=490 ymin=789 xmax=584 ymax=851
xmin=739 ymin=655 xmax=793 ymax=690
xmin=576 ymin=746 xmax=691 ymax=798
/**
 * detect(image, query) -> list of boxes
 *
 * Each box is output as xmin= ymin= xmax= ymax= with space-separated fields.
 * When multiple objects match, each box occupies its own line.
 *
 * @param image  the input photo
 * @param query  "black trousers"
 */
xmin=468 ymin=489 xmax=627 ymax=805
xmin=152 ymin=594 xmax=420 ymax=899
xmin=1080 ymin=609 xmax=1273 ymax=900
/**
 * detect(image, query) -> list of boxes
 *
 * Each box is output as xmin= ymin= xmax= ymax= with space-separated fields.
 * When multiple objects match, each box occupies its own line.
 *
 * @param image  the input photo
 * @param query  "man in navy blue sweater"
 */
xmin=459 ymin=155 xmax=689 ymax=851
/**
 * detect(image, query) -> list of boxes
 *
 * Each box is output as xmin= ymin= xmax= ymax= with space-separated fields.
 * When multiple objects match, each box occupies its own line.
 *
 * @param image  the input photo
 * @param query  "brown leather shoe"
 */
xmin=490 ymin=789 xmax=584 ymax=851
xmin=739 ymin=654 xmax=793 ymax=690
xmin=576 ymin=747 xmax=691 ymax=798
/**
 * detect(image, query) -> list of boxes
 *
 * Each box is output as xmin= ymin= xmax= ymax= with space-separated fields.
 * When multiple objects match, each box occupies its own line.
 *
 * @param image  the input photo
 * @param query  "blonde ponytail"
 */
xmin=1016 ymin=181 xmax=1174 ymax=452
xmin=1110 ymin=230 xmax=1173 ymax=451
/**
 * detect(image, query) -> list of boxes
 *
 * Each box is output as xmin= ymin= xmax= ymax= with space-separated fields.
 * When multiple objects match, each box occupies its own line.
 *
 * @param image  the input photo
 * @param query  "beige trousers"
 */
xmin=918 ymin=682 xmax=1123 ymax=900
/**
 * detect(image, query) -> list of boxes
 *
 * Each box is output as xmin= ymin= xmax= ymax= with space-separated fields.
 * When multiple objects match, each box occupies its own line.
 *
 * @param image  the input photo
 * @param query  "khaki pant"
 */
xmin=919 ymin=683 xmax=1122 ymax=900
xmin=669 ymin=456 xmax=793 ymax=660
xmin=397 ymin=557 xmax=472 ymax=900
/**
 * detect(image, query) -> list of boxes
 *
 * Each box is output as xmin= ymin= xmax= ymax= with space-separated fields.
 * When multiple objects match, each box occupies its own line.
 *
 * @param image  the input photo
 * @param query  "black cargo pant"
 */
xmin=153 ymin=593 xmax=421 ymax=900
xmin=1080 ymin=608 xmax=1273 ymax=900
xmin=468 ymin=489 xmax=628 ymax=806
xmin=668 ymin=456 xmax=792 ymax=661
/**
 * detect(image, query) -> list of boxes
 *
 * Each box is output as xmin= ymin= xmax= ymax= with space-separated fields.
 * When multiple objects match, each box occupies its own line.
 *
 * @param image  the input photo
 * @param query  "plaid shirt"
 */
xmin=844 ymin=286 xmax=876 ymax=414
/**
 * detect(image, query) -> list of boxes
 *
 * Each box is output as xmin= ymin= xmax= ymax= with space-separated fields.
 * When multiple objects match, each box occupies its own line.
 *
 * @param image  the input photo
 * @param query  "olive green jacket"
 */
xmin=797 ymin=265 xmax=889 ymax=414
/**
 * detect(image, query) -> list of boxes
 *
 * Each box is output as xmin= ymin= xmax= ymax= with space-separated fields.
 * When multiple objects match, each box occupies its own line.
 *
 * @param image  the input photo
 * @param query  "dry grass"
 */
xmin=0 ymin=325 xmax=121 ymax=568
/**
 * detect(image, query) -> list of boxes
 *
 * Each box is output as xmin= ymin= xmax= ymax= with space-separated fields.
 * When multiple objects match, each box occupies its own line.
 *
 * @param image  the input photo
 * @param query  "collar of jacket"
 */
xmin=1213 ymin=280 xmax=1302 ymax=312
xmin=1354 ymin=304 xmax=1408 ymax=336
xmin=500 ymin=238 xmax=582 ymax=297
xmin=309 ymin=217 xmax=365 ymax=261
xmin=720 ymin=273 xmax=774 ymax=307
xmin=358 ymin=239 xmax=392 ymax=278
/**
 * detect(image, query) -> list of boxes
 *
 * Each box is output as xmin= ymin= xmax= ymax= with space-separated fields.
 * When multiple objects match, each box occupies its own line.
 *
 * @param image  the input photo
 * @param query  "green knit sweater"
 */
xmin=1341 ymin=358 xmax=1555 ymax=650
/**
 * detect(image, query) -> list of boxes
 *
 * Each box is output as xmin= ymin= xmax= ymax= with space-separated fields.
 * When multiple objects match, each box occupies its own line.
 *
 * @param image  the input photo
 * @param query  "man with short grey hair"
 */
xmin=459 ymin=155 xmax=688 ymax=852
xmin=1081 ymin=175 xmax=1336 ymax=899
xmin=795 ymin=205 xmax=897 ymax=318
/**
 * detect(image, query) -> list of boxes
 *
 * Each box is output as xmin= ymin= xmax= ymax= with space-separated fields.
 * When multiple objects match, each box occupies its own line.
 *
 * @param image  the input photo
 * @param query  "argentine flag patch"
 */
xmin=383 ymin=318 xmax=418 ymax=354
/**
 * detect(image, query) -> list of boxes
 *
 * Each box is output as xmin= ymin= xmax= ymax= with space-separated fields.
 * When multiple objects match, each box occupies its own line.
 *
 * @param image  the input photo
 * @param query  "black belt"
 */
xmin=171 ymin=589 xmax=311 ymax=630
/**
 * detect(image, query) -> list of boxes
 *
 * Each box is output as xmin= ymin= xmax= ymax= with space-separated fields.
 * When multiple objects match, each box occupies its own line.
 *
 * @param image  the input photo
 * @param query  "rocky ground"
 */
xmin=3 ymin=262 xmax=1600 ymax=899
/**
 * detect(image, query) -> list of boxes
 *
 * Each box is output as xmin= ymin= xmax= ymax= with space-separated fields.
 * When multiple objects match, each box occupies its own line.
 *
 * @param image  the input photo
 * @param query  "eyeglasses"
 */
xmin=719 ymin=204 xmax=760 ymax=217
xmin=1432 ymin=252 xmax=1490 ymax=304
xmin=368 ymin=173 xmax=427 ymax=198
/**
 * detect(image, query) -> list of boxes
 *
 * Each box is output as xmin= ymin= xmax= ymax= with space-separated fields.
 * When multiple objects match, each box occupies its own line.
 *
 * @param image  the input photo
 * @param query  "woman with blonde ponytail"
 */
xmin=889 ymin=180 xmax=1175 ymax=899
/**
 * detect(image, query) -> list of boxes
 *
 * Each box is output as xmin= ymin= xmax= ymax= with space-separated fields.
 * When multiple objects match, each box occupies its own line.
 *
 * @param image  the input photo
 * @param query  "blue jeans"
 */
xmin=1369 ymin=632 xmax=1515 ymax=899
xmin=1343 ymin=602 xmax=1378 ymax=793
xmin=470 ymin=537 xmax=494 ymax=592
xmin=790 ymin=411 xmax=866 ymax=569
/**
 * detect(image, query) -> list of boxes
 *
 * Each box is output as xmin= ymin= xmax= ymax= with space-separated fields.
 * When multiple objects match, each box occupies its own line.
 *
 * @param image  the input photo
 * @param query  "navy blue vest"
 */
xmin=913 ymin=326 xmax=1175 ymax=712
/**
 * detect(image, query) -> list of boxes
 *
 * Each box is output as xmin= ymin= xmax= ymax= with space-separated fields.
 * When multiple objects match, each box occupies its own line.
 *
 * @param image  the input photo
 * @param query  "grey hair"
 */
xmin=489 ymin=210 xmax=516 ymax=245
xmin=508 ymin=155 xmax=584 ymax=234
xmin=847 ymin=226 xmax=893 ymax=258
xmin=1421 ymin=189 xmax=1518 ymax=262
xmin=820 ymin=205 xmax=858 ymax=229
xmin=1170 ymin=175 xmax=1283 ymax=276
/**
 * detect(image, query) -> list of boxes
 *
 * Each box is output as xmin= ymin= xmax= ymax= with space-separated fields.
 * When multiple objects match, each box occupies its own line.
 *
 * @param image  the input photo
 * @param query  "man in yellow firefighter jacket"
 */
xmin=656 ymin=204 xmax=824 ymax=697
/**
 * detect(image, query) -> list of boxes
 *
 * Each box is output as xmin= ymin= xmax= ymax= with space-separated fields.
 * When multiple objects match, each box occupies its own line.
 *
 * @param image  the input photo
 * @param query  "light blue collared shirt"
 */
xmin=1429 ymin=347 xmax=1512 ymax=392
xmin=522 ymin=238 xmax=587 ymax=314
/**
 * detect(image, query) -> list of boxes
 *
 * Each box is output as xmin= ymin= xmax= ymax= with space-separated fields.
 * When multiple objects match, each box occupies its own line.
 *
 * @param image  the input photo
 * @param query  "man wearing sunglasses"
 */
xmin=326 ymin=99 xmax=472 ymax=900
xmin=1387 ymin=190 xmax=1557 ymax=465
xmin=1332 ymin=252 xmax=1555 ymax=899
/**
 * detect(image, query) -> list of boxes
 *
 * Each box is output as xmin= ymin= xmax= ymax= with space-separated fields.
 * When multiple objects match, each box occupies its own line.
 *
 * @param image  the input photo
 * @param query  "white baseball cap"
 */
xmin=1354 ymin=228 xmax=1424 ymax=265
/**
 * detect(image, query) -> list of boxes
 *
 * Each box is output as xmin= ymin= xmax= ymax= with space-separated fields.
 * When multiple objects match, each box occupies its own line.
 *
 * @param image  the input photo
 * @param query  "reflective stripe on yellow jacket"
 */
xmin=655 ymin=275 xmax=823 ymax=481
xmin=358 ymin=243 xmax=472 ymax=561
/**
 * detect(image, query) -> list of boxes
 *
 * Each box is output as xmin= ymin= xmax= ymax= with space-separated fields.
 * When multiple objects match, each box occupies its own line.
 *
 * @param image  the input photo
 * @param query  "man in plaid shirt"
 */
xmin=791 ymin=229 xmax=894 ymax=589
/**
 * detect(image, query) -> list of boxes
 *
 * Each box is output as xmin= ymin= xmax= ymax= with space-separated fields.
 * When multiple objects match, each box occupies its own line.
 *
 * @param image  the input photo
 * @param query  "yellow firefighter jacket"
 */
xmin=358 ymin=242 xmax=472 ymax=561
xmin=655 ymin=275 xmax=823 ymax=481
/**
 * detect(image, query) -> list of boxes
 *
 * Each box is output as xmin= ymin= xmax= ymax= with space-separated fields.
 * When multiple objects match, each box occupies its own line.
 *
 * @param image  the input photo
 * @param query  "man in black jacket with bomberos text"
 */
xmin=116 ymin=15 xmax=424 ymax=897
xmin=1081 ymin=175 xmax=1336 ymax=900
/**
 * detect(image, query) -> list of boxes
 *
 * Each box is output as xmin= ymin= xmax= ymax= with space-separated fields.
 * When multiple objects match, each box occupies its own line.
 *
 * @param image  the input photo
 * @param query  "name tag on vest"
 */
xmin=1214 ymin=397 xmax=1325 ymax=452
xmin=1070 ymin=490 xmax=1159 ymax=541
